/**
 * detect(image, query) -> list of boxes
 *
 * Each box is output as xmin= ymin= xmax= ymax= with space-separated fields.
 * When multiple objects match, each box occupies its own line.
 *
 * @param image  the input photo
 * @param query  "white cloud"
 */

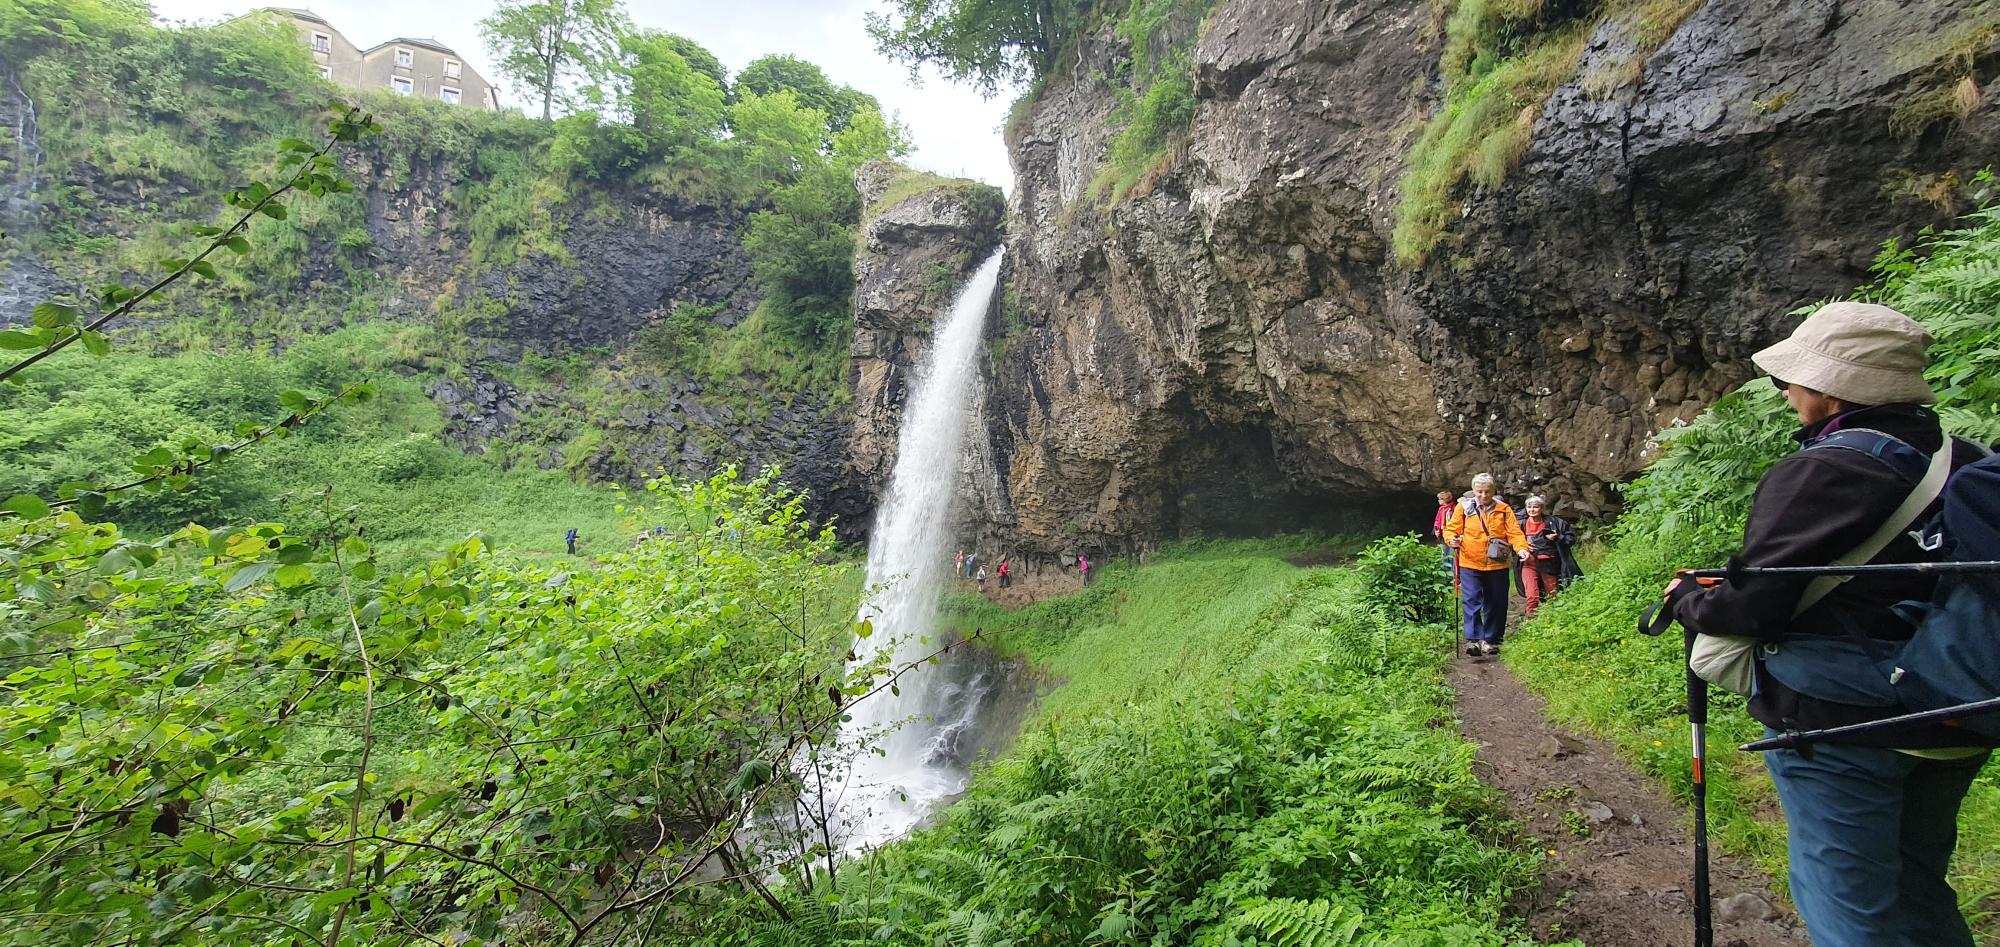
xmin=148 ymin=0 xmax=1015 ymax=189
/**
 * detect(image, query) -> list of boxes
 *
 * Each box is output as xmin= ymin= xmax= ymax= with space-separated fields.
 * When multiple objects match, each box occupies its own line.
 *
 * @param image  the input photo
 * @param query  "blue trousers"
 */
xmin=1763 ymin=736 xmax=1990 ymax=947
xmin=1457 ymin=566 xmax=1509 ymax=643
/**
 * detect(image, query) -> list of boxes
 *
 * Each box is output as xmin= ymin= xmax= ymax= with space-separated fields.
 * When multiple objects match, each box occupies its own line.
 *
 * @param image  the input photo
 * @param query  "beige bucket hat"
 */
xmin=1751 ymin=301 xmax=1936 ymax=405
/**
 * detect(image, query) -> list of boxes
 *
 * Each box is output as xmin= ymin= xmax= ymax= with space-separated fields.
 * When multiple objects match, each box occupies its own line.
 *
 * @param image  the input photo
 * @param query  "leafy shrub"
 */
xmin=1356 ymin=532 xmax=1453 ymax=624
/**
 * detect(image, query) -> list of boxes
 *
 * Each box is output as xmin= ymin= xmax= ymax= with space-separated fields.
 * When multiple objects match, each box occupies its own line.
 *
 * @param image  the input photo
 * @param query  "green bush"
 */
xmin=1356 ymin=532 xmax=1454 ymax=624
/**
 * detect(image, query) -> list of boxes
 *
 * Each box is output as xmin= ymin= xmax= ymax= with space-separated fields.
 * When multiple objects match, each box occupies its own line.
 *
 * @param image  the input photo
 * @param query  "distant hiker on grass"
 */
xmin=564 ymin=527 xmax=578 ymax=555
xmin=955 ymin=549 xmax=965 ymax=577
xmin=975 ymin=565 xmax=988 ymax=590
xmin=1078 ymin=553 xmax=1092 ymax=587
xmin=1433 ymin=490 xmax=1456 ymax=576
xmin=1668 ymin=302 xmax=1994 ymax=947
xmin=997 ymin=558 xmax=1011 ymax=589
xmin=1446 ymin=473 xmax=1529 ymax=656
xmin=1514 ymin=495 xmax=1579 ymax=617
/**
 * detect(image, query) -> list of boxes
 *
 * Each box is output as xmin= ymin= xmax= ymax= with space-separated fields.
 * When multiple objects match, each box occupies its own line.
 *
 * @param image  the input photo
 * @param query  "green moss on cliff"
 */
xmin=1393 ymin=0 xmax=1704 ymax=265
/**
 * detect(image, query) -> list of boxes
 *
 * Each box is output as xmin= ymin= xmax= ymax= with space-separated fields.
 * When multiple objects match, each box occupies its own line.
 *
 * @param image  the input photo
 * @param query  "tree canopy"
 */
xmin=479 ymin=0 xmax=627 ymax=120
xmin=866 ymin=0 xmax=1090 ymax=96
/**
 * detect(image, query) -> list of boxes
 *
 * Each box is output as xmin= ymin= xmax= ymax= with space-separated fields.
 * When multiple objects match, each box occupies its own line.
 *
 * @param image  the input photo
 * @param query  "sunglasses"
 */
xmin=1769 ymin=377 xmax=1791 ymax=392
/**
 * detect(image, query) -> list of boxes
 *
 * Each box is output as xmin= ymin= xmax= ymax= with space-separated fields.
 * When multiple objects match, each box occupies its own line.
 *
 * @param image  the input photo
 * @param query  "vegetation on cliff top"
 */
xmin=4 ymin=0 xmax=904 ymax=485
xmin=1508 ymin=189 xmax=2000 ymax=929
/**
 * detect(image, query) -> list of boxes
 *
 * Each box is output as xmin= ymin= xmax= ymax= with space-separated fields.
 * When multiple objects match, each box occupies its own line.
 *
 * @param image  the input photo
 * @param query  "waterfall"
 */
xmin=833 ymin=248 xmax=1004 ymax=850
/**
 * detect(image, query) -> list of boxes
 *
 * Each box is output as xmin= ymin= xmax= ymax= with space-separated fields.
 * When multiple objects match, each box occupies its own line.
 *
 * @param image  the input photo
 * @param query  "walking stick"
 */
xmin=1684 ymin=638 xmax=1715 ymax=947
xmin=1741 ymin=694 xmax=2000 ymax=751
xmin=1640 ymin=587 xmax=1714 ymax=947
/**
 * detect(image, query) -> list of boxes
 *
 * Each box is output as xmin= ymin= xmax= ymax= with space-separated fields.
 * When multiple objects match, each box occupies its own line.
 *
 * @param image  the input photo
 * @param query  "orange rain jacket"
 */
xmin=1446 ymin=499 xmax=1531 ymax=571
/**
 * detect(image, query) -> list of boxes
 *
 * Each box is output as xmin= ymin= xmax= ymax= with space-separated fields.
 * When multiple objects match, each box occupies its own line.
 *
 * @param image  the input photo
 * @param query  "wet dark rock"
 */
xmin=976 ymin=0 xmax=1999 ymax=557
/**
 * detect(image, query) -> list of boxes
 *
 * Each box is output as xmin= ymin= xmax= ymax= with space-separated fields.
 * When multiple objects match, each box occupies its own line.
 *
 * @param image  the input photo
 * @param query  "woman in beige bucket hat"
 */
xmin=1671 ymin=300 xmax=1993 ymax=946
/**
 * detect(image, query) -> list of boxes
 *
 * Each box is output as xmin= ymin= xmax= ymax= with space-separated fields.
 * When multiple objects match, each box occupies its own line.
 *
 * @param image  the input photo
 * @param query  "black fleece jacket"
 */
xmin=1673 ymin=403 xmax=1992 ymax=746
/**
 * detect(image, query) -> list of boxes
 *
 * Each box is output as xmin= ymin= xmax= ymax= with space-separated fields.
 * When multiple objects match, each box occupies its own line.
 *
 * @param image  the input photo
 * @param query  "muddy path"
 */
xmin=1448 ymin=653 xmax=1806 ymax=946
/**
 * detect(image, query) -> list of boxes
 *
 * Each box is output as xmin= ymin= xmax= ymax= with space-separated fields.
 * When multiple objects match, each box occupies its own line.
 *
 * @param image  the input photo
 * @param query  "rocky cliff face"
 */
xmin=847 ymin=162 xmax=1007 ymax=513
xmin=982 ymin=0 xmax=1999 ymax=557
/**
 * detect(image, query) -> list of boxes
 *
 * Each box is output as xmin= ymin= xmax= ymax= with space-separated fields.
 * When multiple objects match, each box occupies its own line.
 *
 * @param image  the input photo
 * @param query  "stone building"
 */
xmin=263 ymin=8 xmax=502 ymax=110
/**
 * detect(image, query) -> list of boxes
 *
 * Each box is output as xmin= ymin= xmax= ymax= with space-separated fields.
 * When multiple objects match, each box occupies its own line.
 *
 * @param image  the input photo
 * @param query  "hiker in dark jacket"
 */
xmin=1670 ymin=302 xmax=1994 ymax=947
xmin=1514 ymin=496 xmax=1578 ymax=617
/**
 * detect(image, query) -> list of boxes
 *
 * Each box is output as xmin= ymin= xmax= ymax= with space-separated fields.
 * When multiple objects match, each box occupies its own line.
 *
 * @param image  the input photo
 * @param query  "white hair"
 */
xmin=1471 ymin=473 xmax=1496 ymax=489
xmin=1526 ymin=495 xmax=1547 ymax=508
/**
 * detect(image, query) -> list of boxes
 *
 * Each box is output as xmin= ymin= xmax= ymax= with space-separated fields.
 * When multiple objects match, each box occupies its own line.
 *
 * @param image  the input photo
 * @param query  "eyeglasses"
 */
xmin=1769 ymin=377 xmax=1791 ymax=392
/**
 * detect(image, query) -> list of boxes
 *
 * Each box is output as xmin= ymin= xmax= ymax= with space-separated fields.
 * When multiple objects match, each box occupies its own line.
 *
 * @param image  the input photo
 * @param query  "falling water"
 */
xmin=834 ymin=247 xmax=1004 ymax=850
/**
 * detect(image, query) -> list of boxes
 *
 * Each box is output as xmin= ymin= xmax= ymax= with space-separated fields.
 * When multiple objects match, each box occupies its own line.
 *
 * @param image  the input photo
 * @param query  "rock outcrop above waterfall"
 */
xmin=980 ymin=0 xmax=2000 ymax=555
xmin=848 ymin=161 xmax=1007 ymax=506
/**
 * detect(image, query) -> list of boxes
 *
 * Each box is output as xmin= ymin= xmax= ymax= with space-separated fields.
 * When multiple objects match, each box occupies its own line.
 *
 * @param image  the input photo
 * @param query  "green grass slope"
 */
xmin=711 ymin=537 xmax=1563 ymax=946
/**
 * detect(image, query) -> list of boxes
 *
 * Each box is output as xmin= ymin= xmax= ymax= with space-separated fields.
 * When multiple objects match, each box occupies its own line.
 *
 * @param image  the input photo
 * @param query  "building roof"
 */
xmin=265 ymin=7 xmax=331 ymax=26
xmin=366 ymin=37 xmax=464 ymax=57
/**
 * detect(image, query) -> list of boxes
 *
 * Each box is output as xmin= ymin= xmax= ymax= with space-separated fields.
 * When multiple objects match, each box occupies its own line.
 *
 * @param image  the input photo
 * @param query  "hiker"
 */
xmin=1078 ymin=553 xmax=1091 ymax=587
xmin=975 ymin=565 xmax=987 ymax=589
xmin=1446 ymin=474 xmax=1530 ymax=656
xmin=564 ymin=527 xmax=578 ymax=555
xmin=1515 ymin=495 xmax=1579 ymax=617
xmin=955 ymin=549 xmax=965 ymax=577
xmin=1668 ymin=302 xmax=1995 ymax=947
xmin=966 ymin=551 xmax=980 ymax=579
xmin=997 ymin=558 xmax=1011 ymax=589
xmin=1433 ymin=490 xmax=1456 ymax=576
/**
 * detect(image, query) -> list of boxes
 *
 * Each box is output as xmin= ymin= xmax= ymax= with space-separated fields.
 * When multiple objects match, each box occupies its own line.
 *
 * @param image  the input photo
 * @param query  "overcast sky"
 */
xmin=148 ymin=0 xmax=1016 ymax=189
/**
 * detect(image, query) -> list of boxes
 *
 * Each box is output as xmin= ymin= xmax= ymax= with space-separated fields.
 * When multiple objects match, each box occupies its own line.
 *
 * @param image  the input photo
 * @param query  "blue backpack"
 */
xmin=1886 ymin=450 xmax=2000 ymax=739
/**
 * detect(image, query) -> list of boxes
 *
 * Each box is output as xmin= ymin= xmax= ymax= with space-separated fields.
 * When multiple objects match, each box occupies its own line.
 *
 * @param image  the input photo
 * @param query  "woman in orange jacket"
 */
xmin=1446 ymin=473 xmax=1531 ymax=656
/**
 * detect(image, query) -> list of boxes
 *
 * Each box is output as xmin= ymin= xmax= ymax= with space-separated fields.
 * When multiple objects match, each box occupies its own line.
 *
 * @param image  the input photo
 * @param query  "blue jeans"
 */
xmin=1457 ymin=566 xmax=1508 ymax=643
xmin=1763 ymin=735 xmax=1989 ymax=947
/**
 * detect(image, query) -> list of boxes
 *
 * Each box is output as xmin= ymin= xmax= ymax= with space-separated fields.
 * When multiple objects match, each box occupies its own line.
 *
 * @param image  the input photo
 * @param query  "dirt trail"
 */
xmin=1448 ymin=653 xmax=1806 ymax=946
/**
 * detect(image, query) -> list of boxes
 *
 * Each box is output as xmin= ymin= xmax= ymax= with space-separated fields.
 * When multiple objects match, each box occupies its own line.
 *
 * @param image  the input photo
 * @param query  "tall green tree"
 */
xmin=624 ymin=30 xmax=726 ymax=154
xmin=478 ymin=0 xmax=627 ymax=120
xmin=735 ymin=54 xmax=879 ymax=134
xmin=866 ymin=0 xmax=1089 ymax=96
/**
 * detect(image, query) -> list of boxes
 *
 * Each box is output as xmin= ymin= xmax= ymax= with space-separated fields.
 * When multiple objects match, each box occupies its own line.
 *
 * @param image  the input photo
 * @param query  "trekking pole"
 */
xmin=1684 ymin=642 xmax=1715 ymax=947
xmin=1741 ymin=694 xmax=2000 ymax=751
xmin=1682 ymin=560 xmax=2000 ymax=580
xmin=1638 ymin=584 xmax=1713 ymax=947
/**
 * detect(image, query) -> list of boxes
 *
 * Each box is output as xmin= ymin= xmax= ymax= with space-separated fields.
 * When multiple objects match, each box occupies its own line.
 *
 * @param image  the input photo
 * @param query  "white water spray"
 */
xmin=834 ymin=248 xmax=1004 ymax=849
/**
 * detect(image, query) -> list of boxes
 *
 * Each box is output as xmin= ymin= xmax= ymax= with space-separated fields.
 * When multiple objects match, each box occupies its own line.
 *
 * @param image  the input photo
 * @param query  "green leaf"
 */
xmin=2 ymin=494 xmax=50 ymax=519
xmin=158 ymin=258 xmax=188 ymax=272
xmin=189 ymin=260 xmax=218 ymax=279
xmin=0 ymin=329 xmax=45 ymax=350
xmin=132 ymin=446 xmax=175 ymax=472
xmin=278 ymin=389 xmax=311 ymax=412
xmin=259 ymin=203 xmax=288 ymax=220
xmin=224 ymin=562 xmax=278 ymax=594
xmin=224 ymin=236 xmax=251 ymax=255
xmin=31 ymin=303 xmax=77 ymax=328
xmin=78 ymin=330 xmax=110 ymax=356
xmin=277 ymin=137 xmax=316 ymax=153
xmin=274 ymin=564 xmax=314 ymax=588
xmin=75 ymin=492 xmax=107 ymax=517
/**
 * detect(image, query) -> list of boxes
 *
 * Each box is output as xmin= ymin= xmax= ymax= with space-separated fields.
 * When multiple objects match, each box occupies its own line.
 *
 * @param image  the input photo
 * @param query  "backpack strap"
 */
xmin=1793 ymin=430 xmax=1955 ymax=616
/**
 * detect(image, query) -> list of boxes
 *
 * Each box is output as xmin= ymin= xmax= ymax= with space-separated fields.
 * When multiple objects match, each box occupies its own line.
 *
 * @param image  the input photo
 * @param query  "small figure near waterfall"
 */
xmin=1514 ymin=495 xmax=1580 ymax=617
xmin=1445 ymin=473 xmax=1530 ymax=656
xmin=975 ymin=565 xmax=987 ymax=590
xmin=997 ymin=558 xmax=1011 ymax=589
xmin=966 ymin=551 xmax=980 ymax=579
xmin=955 ymin=549 xmax=964 ymax=577
xmin=1078 ymin=553 xmax=1092 ymax=587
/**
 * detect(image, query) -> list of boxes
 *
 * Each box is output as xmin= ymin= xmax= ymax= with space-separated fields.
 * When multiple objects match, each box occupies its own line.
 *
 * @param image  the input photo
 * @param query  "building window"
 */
xmin=391 ymin=76 xmax=413 ymax=95
xmin=311 ymin=32 xmax=331 ymax=53
xmin=440 ymin=87 xmax=461 ymax=105
xmin=394 ymin=47 xmax=413 ymax=68
xmin=318 ymin=64 xmax=332 ymax=79
xmin=443 ymin=60 xmax=461 ymax=79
